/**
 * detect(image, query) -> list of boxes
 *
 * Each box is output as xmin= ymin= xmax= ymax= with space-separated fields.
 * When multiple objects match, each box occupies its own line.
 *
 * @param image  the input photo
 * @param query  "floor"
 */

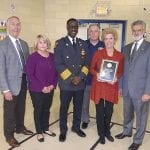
xmin=0 ymin=89 xmax=150 ymax=150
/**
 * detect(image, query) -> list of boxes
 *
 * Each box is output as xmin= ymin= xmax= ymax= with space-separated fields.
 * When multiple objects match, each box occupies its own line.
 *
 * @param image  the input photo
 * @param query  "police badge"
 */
xmin=81 ymin=49 xmax=85 ymax=58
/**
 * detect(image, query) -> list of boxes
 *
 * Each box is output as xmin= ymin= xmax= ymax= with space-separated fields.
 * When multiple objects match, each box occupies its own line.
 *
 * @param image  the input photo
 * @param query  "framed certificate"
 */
xmin=98 ymin=59 xmax=118 ymax=82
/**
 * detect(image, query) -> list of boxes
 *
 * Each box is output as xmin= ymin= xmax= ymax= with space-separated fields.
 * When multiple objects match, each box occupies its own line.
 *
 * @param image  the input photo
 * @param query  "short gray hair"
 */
xmin=88 ymin=23 xmax=100 ymax=30
xmin=88 ymin=23 xmax=100 ymax=33
xmin=131 ymin=20 xmax=146 ymax=29
xmin=7 ymin=16 xmax=20 ymax=24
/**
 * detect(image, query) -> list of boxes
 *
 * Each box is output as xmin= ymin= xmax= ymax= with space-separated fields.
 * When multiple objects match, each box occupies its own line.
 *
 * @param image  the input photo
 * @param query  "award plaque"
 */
xmin=98 ymin=59 xmax=118 ymax=82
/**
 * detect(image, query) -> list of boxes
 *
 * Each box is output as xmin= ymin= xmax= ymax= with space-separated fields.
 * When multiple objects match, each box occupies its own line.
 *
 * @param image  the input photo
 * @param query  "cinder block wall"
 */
xmin=45 ymin=0 xmax=150 ymax=49
xmin=0 ymin=0 xmax=150 ymax=49
xmin=0 ymin=0 xmax=45 ymax=47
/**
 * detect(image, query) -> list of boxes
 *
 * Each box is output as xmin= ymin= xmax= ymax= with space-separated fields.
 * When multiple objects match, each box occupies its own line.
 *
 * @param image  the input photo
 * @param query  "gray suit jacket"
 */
xmin=0 ymin=36 xmax=29 ymax=95
xmin=121 ymin=40 xmax=150 ymax=99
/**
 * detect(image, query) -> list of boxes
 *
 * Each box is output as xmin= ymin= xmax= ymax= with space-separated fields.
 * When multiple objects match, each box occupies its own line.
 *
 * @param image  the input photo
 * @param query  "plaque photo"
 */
xmin=98 ymin=59 xmax=118 ymax=82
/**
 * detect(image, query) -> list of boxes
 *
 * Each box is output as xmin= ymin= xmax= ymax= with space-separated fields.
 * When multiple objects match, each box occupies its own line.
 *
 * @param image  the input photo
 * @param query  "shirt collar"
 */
xmin=8 ymin=34 xmax=20 ymax=44
xmin=68 ymin=35 xmax=76 ymax=44
xmin=131 ymin=38 xmax=144 ymax=54
xmin=9 ymin=34 xmax=17 ymax=42
xmin=134 ymin=38 xmax=144 ymax=47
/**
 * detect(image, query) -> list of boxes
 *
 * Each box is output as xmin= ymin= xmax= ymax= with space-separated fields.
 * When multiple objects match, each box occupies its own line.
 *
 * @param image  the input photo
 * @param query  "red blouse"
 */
xmin=90 ymin=48 xmax=124 ymax=104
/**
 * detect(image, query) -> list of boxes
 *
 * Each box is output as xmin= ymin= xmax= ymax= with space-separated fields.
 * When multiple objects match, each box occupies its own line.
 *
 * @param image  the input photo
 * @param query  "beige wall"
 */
xmin=0 ymin=0 xmax=45 ymax=47
xmin=0 ymin=0 xmax=150 ymax=49
xmin=45 ymin=0 xmax=150 ymax=48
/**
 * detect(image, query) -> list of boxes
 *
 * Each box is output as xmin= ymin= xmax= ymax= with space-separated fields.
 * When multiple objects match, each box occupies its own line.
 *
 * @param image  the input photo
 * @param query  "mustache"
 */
xmin=132 ymin=35 xmax=144 ymax=41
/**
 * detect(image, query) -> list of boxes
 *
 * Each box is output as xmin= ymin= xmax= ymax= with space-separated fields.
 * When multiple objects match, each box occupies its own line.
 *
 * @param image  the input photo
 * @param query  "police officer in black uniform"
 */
xmin=54 ymin=18 xmax=89 ymax=142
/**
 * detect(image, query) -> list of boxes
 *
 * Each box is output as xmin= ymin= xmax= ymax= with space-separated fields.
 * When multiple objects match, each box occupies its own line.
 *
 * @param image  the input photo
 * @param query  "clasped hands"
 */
xmin=142 ymin=94 xmax=150 ymax=102
xmin=42 ymin=85 xmax=54 ymax=93
xmin=96 ymin=73 xmax=117 ymax=85
xmin=71 ymin=76 xmax=81 ymax=85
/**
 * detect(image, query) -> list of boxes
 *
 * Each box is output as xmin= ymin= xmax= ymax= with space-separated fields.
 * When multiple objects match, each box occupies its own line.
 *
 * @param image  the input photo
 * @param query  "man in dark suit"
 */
xmin=0 ymin=16 xmax=33 ymax=147
xmin=54 ymin=18 xmax=89 ymax=142
xmin=115 ymin=20 xmax=150 ymax=150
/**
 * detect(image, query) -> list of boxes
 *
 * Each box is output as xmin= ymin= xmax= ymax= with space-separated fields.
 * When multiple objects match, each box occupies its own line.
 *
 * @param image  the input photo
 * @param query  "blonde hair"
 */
xmin=101 ymin=28 xmax=118 ymax=42
xmin=34 ymin=34 xmax=51 ymax=50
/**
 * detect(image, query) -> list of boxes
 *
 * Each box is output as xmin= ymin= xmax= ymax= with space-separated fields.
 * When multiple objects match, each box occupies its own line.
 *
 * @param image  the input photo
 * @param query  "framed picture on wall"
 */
xmin=0 ymin=20 xmax=7 ymax=41
xmin=78 ymin=19 xmax=126 ymax=51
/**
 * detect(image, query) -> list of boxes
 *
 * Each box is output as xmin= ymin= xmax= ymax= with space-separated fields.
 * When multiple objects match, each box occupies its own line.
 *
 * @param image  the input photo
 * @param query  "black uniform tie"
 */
xmin=16 ymin=40 xmax=25 ymax=69
xmin=130 ymin=42 xmax=138 ymax=61
xmin=72 ymin=38 xmax=76 ymax=49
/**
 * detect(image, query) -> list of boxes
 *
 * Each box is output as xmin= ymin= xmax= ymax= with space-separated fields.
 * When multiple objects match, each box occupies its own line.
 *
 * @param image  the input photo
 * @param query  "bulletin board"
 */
xmin=78 ymin=19 xmax=126 ymax=51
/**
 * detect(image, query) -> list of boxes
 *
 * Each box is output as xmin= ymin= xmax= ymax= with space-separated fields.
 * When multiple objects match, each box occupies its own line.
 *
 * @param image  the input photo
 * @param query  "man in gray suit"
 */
xmin=115 ymin=20 xmax=150 ymax=150
xmin=0 ymin=16 xmax=33 ymax=147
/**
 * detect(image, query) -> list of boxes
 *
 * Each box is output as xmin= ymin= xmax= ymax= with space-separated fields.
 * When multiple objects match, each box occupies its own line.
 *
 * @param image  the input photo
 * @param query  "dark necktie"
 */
xmin=72 ymin=38 xmax=76 ymax=49
xmin=16 ymin=40 xmax=25 ymax=69
xmin=130 ymin=42 xmax=138 ymax=61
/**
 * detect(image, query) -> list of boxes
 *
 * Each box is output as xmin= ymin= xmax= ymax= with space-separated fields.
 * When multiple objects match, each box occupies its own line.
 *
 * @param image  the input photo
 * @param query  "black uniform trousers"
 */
xmin=95 ymin=99 xmax=114 ymax=138
xmin=4 ymin=74 xmax=27 ymax=140
xmin=30 ymin=91 xmax=54 ymax=134
xmin=59 ymin=90 xmax=84 ymax=135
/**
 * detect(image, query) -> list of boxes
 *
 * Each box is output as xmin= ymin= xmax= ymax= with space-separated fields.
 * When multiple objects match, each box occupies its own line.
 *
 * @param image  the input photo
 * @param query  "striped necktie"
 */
xmin=16 ymin=40 xmax=25 ymax=69
xmin=130 ymin=42 xmax=138 ymax=61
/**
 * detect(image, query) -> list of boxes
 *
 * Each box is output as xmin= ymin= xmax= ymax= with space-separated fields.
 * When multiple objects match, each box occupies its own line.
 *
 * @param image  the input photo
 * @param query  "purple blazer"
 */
xmin=26 ymin=51 xmax=58 ymax=92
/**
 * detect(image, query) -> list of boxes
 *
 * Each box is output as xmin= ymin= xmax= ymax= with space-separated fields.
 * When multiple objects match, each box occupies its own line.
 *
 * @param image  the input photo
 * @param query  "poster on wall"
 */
xmin=0 ymin=20 xmax=7 ymax=41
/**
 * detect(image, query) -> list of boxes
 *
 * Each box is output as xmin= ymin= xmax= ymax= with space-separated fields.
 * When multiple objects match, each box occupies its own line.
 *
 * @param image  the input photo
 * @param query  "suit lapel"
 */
xmin=18 ymin=39 xmax=28 ymax=60
xmin=7 ymin=36 xmax=19 ymax=56
xmin=125 ymin=43 xmax=132 ymax=61
xmin=74 ymin=38 xmax=84 ymax=63
xmin=63 ymin=37 xmax=77 ymax=65
xmin=65 ymin=36 xmax=76 ymax=53
xmin=6 ymin=36 xmax=23 ymax=65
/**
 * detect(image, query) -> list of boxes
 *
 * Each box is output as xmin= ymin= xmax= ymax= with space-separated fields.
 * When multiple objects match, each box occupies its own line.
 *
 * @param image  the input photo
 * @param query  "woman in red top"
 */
xmin=90 ymin=28 xmax=124 ymax=144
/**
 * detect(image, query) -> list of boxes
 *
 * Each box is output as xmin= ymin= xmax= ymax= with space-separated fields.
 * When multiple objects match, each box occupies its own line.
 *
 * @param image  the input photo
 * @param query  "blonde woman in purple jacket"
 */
xmin=26 ymin=35 xmax=58 ymax=142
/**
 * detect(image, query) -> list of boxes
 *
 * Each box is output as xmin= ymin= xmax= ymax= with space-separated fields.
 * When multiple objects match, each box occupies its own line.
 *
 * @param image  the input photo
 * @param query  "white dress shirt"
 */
xmin=130 ymin=38 xmax=144 ymax=55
